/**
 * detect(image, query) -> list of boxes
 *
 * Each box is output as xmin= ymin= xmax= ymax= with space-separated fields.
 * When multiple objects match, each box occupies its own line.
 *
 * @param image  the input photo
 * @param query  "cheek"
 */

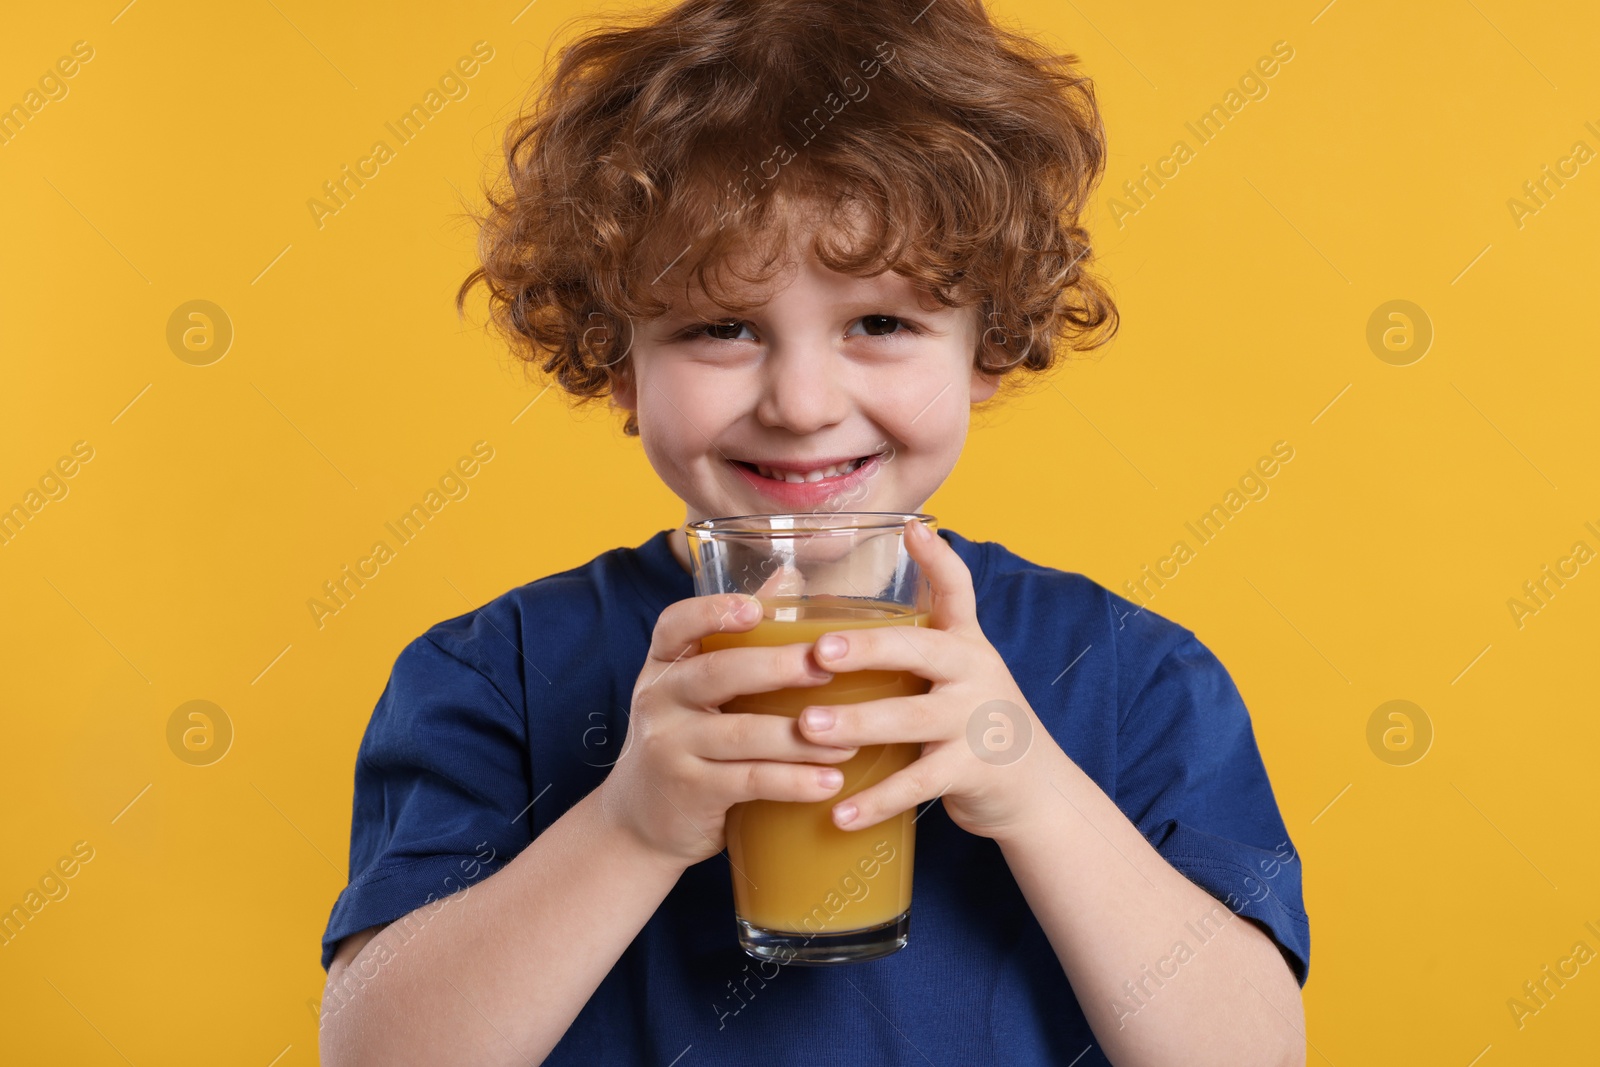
xmin=637 ymin=364 xmax=739 ymax=458
xmin=872 ymin=321 xmax=979 ymax=448
xmin=634 ymin=359 xmax=691 ymax=428
xmin=879 ymin=376 xmax=971 ymax=452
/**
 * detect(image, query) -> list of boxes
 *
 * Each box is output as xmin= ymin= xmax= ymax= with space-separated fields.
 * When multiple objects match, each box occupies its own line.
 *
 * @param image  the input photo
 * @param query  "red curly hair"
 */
xmin=457 ymin=0 xmax=1118 ymax=437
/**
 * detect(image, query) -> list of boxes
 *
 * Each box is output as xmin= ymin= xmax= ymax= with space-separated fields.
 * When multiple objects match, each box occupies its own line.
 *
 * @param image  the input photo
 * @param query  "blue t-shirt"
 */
xmin=323 ymin=528 xmax=1309 ymax=1064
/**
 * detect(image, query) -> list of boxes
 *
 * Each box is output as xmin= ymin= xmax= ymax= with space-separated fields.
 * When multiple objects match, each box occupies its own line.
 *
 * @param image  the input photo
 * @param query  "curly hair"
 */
xmin=457 ymin=0 xmax=1118 ymax=437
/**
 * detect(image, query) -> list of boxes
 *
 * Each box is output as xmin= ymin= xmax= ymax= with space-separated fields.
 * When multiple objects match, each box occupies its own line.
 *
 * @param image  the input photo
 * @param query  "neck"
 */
xmin=667 ymin=523 xmax=693 ymax=575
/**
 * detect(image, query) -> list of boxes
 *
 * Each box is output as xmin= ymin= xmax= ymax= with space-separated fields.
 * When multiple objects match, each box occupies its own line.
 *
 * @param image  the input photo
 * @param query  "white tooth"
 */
xmin=750 ymin=460 xmax=867 ymax=482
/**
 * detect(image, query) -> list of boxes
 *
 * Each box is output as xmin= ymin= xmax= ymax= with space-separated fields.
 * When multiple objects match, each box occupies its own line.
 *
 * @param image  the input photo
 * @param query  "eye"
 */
xmin=849 ymin=315 xmax=913 ymax=338
xmin=689 ymin=320 xmax=755 ymax=342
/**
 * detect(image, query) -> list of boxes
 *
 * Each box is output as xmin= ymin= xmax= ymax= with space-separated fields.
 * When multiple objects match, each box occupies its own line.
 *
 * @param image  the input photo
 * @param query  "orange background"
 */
xmin=2 ymin=1 xmax=1596 ymax=1063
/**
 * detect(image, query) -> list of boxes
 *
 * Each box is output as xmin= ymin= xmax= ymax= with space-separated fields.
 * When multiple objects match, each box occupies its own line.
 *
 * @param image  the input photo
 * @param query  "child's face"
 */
xmin=612 ymin=227 xmax=997 ymax=540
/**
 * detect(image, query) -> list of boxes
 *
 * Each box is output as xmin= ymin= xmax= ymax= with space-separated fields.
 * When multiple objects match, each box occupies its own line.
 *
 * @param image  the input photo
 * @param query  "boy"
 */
xmin=320 ymin=0 xmax=1309 ymax=1063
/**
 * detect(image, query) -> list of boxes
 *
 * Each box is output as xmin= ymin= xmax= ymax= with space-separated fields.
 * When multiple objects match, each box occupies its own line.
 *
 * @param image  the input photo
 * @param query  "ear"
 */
xmin=965 ymin=304 xmax=1001 ymax=404
xmin=610 ymin=368 xmax=637 ymax=412
xmin=969 ymin=364 xmax=1000 ymax=404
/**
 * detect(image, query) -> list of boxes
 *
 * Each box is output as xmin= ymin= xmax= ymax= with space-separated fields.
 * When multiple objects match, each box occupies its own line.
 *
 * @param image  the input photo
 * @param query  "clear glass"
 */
xmin=688 ymin=512 xmax=936 ymax=964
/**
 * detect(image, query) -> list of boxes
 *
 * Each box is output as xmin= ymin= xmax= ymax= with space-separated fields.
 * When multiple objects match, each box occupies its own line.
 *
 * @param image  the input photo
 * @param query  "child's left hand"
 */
xmin=797 ymin=517 xmax=1061 ymax=841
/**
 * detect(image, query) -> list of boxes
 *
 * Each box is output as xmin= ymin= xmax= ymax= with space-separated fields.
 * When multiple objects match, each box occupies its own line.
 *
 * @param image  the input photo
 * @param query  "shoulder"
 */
xmin=940 ymin=529 xmax=1209 ymax=718
xmin=390 ymin=539 xmax=657 ymax=711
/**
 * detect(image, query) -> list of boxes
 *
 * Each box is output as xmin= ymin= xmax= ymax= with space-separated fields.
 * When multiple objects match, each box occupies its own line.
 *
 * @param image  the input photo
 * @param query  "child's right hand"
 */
xmin=597 ymin=593 xmax=857 ymax=871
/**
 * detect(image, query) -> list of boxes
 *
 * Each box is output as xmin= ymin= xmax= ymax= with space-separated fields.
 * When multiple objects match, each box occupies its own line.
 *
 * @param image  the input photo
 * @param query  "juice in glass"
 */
xmin=686 ymin=511 xmax=936 ymax=963
xmin=701 ymin=595 xmax=929 ymax=961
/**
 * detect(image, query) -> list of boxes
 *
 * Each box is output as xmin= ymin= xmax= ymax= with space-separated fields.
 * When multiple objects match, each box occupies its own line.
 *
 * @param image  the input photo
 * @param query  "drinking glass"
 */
xmin=689 ymin=512 xmax=935 ymax=964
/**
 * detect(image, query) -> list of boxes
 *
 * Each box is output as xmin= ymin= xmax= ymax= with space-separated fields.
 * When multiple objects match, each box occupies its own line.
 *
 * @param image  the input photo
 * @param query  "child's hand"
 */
xmin=597 ymin=592 xmax=858 ymax=870
xmin=796 ymin=518 xmax=1058 ymax=842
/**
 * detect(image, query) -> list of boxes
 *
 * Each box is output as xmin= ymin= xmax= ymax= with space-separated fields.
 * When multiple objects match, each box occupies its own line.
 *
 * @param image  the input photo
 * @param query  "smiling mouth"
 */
xmin=730 ymin=456 xmax=876 ymax=484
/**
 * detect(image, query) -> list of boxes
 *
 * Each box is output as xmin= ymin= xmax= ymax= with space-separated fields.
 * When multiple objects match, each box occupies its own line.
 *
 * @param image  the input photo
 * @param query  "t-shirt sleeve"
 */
xmin=1114 ymin=629 xmax=1311 ymax=986
xmin=320 ymin=631 xmax=531 ymax=971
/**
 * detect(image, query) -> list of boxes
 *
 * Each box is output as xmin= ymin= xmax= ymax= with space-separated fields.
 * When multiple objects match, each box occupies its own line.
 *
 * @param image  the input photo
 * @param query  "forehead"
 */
xmin=647 ymin=201 xmax=939 ymax=318
xmin=659 ymin=258 xmax=931 ymax=318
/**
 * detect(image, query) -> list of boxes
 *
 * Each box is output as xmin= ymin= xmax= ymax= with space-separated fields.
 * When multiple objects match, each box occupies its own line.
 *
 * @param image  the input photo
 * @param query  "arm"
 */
xmin=322 ymin=591 xmax=853 ymax=1065
xmin=994 ymin=745 xmax=1305 ymax=1066
xmin=320 ymin=783 xmax=684 ymax=1066
xmin=798 ymin=519 xmax=1305 ymax=1066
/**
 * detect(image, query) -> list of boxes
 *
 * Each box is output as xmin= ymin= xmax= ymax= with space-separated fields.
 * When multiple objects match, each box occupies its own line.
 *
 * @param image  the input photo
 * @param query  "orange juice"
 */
xmin=700 ymin=596 xmax=929 ymax=937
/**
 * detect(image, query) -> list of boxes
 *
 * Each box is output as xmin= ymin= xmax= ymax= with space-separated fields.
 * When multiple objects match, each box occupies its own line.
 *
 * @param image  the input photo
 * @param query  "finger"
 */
xmin=904 ymin=517 xmax=978 ymax=632
xmin=831 ymin=759 xmax=945 ymax=831
xmin=689 ymin=711 xmax=859 ymax=763
xmin=808 ymin=622 xmax=965 ymax=683
xmin=674 ymin=642 xmax=834 ymax=709
xmin=752 ymin=559 xmax=805 ymax=601
xmin=796 ymin=696 xmax=946 ymax=747
xmin=711 ymin=759 xmax=850 ymax=805
xmin=649 ymin=593 xmax=762 ymax=664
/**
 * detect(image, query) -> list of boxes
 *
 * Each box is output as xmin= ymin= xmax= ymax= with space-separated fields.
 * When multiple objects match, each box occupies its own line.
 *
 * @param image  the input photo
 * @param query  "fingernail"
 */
xmin=735 ymin=597 xmax=760 ymax=622
xmin=802 ymin=707 xmax=834 ymax=731
xmin=818 ymin=768 xmax=844 ymax=788
xmin=833 ymin=802 xmax=858 ymax=825
xmin=908 ymin=519 xmax=931 ymax=542
xmin=815 ymin=634 xmax=846 ymax=660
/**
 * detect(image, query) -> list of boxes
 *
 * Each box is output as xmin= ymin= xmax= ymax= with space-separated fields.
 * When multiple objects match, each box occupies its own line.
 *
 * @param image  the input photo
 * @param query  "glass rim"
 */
xmin=685 ymin=511 xmax=937 ymax=540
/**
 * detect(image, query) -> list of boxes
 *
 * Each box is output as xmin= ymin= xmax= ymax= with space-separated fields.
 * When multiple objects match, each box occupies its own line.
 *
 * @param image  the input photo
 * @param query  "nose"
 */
xmin=754 ymin=343 xmax=850 ymax=434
